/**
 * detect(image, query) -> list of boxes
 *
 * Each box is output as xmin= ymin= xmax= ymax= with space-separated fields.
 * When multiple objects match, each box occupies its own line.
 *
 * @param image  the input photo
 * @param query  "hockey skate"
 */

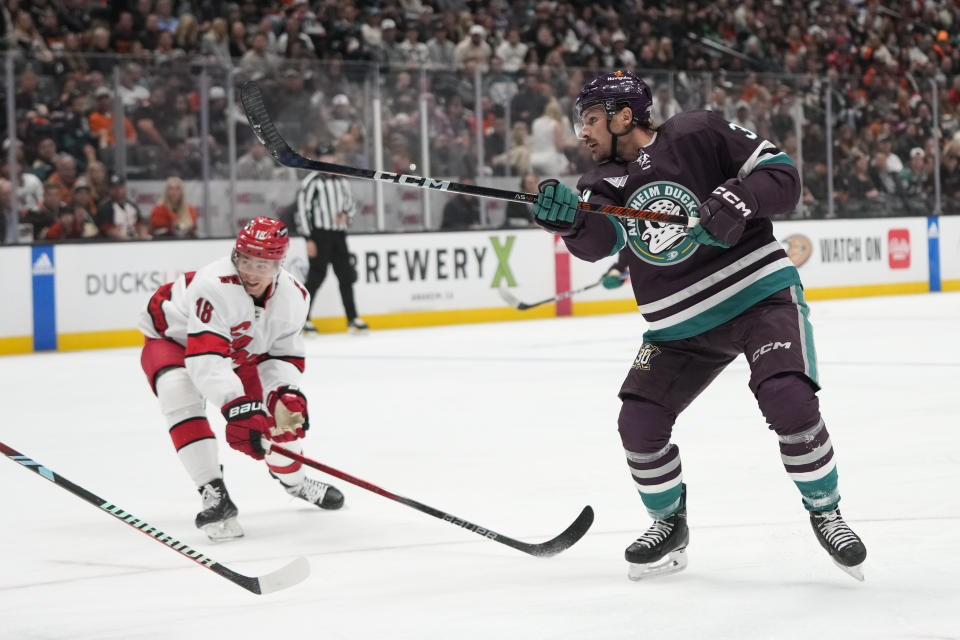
xmin=626 ymin=485 xmax=689 ymax=580
xmin=271 ymin=471 xmax=345 ymax=510
xmin=195 ymin=478 xmax=243 ymax=541
xmin=810 ymin=508 xmax=867 ymax=581
xmin=347 ymin=317 xmax=369 ymax=334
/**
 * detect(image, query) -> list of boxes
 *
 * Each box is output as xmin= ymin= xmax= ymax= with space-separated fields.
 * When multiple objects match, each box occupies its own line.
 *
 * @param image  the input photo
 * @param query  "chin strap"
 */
xmin=605 ymin=117 xmax=637 ymax=163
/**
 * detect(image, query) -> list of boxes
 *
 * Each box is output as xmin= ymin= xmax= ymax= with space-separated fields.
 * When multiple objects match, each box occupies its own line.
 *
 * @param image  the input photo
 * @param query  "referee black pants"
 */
xmin=304 ymin=230 xmax=358 ymax=323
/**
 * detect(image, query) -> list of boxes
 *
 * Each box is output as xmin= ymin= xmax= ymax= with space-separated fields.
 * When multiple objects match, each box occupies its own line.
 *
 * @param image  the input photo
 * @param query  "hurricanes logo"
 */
xmin=624 ymin=181 xmax=700 ymax=265
xmin=632 ymin=343 xmax=661 ymax=370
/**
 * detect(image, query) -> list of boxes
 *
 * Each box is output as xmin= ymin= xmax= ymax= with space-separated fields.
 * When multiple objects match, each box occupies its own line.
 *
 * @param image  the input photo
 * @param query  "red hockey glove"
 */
xmin=691 ymin=179 xmax=759 ymax=248
xmin=266 ymin=385 xmax=309 ymax=442
xmin=222 ymin=396 xmax=270 ymax=459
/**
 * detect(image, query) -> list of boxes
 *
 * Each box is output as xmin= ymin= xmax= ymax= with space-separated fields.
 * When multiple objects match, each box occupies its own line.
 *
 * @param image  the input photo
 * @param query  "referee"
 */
xmin=295 ymin=146 xmax=368 ymax=333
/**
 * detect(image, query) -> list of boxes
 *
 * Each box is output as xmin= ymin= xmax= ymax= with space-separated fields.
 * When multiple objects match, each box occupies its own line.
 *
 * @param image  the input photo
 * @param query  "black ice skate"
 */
xmin=271 ymin=471 xmax=345 ymax=510
xmin=625 ymin=485 xmax=689 ymax=580
xmin=195 ymin=478 xmax=243 ymax=541
xmin=810 ymin=508 xmax=867 ymax=581
xmin=347 ymin=317 xmax=369 ymax=334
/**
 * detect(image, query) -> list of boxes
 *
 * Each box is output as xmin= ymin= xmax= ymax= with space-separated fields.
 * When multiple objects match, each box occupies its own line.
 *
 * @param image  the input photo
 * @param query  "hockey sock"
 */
xmin=266 ymin=440 xmax=305 ymax=487
xmin=625 ymin=443 xmax=683 ymax=519
xmin=778 ymin=419 xmax=839 ymax=511
xmin=757 ymin=374 xmax=839 ymax=511
xmin=157 ymin=368 xmax=221 ymax=487
xmin=618 ymin=396 xmax=683 ymax=519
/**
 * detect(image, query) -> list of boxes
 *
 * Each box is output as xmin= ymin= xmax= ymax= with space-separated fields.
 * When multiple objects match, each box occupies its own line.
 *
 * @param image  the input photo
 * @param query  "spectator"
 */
xmin=899 ymin=147 xmax=932 ymax=215
xmin=155 ymin=0 xmax=179 ymax=33
xmin=71 ymin=177 xmax=97 ymax=218
xmin=96 ymin=174 xmax=149 ymax=240
xmin=2 ymin=156 xmax=44 ymax=212
xmin=453 ymin=24 xmax=491 ymax=71
xmin=228 ymin=19 xmax=249 ymax=59
xmin=45 ymin=153 xmax=79 ymax=205
xmin=484 ymin=56 xmax=519 ymax=108
xmin=240 ymin=32 xmax=280 ymax=82
xmin=44 ymin=201 xmax=99 ymax=241
xmin=842 ymin=154 xmax=884 ymax=217
xmin=510 ymin=69 xmax=548 ymax=126
xmin=651 ymin=85 xmax=683 ymax=125
xmin=84 ymin=160 xmax=110 ymax=203
xmin=89 ymin=87 xmax=137 ymax=148
xmin=529 ymin=100 xmax=571 ymax=177
xmin=426 ymin=23 xmax=455 ymax=66
xmin=398 ymin=24 xmax=429 ymax=65
xmin=490 ymin=121 xmax=532 ymax=176
xmin=23 ymin=182 xmax=64 ymax=240
xmin=372 ymin=18 xmax=405 ymax=66
xmin=496 ymin=28 xmax=528 ymax=74
xmin=156 ymin=137 xmax=200 ymax=181
xmin=236 ymin=140 xmax=277 ymax=180
xmin=440 ymin=177 xmax=480 ymax=230
xmin=276 ymin=15 xmax=316 ymax=58
xmin=150 ymin=176 xmax=198 ymax=238
xmin=31 ymin=137 xmax=58 ymax=182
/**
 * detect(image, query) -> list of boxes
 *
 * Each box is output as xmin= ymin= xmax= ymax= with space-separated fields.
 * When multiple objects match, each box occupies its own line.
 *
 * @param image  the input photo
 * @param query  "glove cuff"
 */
xmin=266 ymin=385 xmax=304 ymax=414
xmin=222 ymin=396 xmax=266 ymax=421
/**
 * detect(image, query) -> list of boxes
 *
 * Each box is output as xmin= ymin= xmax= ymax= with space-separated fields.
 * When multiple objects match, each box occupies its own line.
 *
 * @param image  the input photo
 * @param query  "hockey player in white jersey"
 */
xmin=139 ymin=216 xmax=344 ymax=541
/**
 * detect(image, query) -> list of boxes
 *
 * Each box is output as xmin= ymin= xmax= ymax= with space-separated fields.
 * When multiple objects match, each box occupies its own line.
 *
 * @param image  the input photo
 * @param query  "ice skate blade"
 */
xmin=200 ymin=516 xmax=244 ymax=542
xmin=835 ymin=560 xmax=864 ymax=582
xmin=627 ymin=548 xmax=688 ymax=580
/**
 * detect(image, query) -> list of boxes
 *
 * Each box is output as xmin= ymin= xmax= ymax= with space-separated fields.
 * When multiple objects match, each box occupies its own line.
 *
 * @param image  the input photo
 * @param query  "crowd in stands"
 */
xmin=2 ymin=0 xmax=960 ymax=242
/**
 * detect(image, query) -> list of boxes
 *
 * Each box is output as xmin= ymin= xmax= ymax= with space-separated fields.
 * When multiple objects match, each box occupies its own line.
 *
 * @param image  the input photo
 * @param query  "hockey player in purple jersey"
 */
xmin=532 ymin=70 xmax=866 ymax=581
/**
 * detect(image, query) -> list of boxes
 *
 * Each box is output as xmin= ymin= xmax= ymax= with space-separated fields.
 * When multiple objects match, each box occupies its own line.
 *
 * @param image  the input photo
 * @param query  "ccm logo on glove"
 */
xmin=226 ymin=400 xmax=264 ymax=419
xmin=712 ymin=185 xmax=753 ymax=217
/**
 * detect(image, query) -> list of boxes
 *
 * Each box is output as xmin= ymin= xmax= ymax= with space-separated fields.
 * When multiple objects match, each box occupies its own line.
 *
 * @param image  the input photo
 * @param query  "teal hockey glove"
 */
xmin=533 ymin=179 xmax=582 ymax=235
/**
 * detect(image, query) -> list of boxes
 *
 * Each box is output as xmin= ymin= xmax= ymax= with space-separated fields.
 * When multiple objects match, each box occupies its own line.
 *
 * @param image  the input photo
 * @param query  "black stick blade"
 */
xmin=240 ymin=81 xmax=297 ymax=163
xmin=521 ymin=506 xmax=594 ymax=557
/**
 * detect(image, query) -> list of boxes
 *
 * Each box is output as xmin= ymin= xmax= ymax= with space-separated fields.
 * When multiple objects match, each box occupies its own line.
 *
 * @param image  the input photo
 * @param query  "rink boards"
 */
xmin=1 ymin=216 xmax=956 ymax=354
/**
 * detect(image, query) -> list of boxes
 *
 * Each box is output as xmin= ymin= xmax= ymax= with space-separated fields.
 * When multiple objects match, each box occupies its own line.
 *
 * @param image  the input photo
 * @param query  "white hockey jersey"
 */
xmin=139 ymin=255 xmax=310 ymax=408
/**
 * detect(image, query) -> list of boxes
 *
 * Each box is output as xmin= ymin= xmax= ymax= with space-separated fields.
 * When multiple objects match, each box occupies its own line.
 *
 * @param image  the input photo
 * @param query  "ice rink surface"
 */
xmin=1 ymin=292 xmax=958 ymax=640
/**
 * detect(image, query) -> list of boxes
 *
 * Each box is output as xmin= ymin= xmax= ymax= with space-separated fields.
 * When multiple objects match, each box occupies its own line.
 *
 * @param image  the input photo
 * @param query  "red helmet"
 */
xmin=235 ymin=216 xmax=289 ymax=261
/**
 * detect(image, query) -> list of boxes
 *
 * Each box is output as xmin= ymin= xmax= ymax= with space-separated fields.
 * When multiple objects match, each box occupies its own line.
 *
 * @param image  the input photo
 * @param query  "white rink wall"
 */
xmin=1 ymin=216 xmax=956 ymax=354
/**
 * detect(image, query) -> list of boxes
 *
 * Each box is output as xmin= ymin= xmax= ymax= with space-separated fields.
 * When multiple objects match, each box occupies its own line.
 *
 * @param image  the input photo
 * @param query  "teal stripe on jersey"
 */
xmin=607 ymin=215 xmax=627 ymax=255
xmin=643 ymin=268 xmax=801 ymax=342
xmin=638 ymin=485 xmax=684 ymax=520
xmin=755 ymin=152 xmax=796 ymax=169
xmin=795 ymin=466 xmax=840 ymax=512
xmin=792 ymin=284 xmax=819 ymax=385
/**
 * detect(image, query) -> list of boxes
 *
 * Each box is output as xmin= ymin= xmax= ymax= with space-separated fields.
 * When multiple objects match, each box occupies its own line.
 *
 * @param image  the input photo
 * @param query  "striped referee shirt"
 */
xmin=295 ymin=173 xmax=356 ymax=234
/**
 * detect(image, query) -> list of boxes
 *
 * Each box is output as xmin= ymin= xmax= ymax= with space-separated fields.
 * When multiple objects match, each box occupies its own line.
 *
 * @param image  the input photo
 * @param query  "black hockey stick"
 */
xmin=240 ymin=81 xmax=697 ymax=228
xmin=269 ymin=444 xmax=593 ymax=557
xmin=499 ymin=271 xmax=629 ymax=311
xmin=499 ymin=278 xmax=603 ymax=311
xmin=0 ymin=441 xmax=309 ymax=595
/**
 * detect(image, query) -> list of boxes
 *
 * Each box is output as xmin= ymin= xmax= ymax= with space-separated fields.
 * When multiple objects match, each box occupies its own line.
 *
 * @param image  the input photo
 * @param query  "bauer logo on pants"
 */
xmin=632 ymin=343 xmax=661 ymax=370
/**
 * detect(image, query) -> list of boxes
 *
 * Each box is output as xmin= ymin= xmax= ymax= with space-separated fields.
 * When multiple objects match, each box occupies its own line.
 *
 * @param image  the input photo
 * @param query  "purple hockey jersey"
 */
xmin=565 ymin=110 xmax=802 ymax=341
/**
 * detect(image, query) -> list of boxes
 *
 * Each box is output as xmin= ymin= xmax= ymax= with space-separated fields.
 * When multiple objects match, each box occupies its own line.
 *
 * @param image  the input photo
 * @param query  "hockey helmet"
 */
xmin=235 ymin=216 xmax=289 ymax=261
xmin=574 ymin=70 xmax=653 ymax=134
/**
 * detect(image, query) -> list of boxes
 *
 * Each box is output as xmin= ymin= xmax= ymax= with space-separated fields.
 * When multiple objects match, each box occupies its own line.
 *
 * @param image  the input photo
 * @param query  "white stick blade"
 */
xmin=497 ymin=287 xmax=521 ymax=309
xmin=257 ymin=556 xmax=311 ymax=594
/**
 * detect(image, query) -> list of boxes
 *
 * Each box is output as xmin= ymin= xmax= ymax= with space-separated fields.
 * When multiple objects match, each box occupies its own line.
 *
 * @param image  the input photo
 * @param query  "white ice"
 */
xmin=1 ymin=293 xmax=959 ymax=640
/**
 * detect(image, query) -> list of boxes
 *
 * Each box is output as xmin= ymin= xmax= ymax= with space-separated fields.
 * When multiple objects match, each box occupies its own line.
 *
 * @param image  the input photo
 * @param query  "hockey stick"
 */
xmin=0 ymin=441 xmax=309 ymax=595
xmin=499 ymin=278 xmax=603 ymax=311
xmin=240 ymin=81 xmax=697 ymax=228
xmin=269 ymin=444 xmax=594 ymax=557
xmin=499 ymin=271 xmax=630 ymax=311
